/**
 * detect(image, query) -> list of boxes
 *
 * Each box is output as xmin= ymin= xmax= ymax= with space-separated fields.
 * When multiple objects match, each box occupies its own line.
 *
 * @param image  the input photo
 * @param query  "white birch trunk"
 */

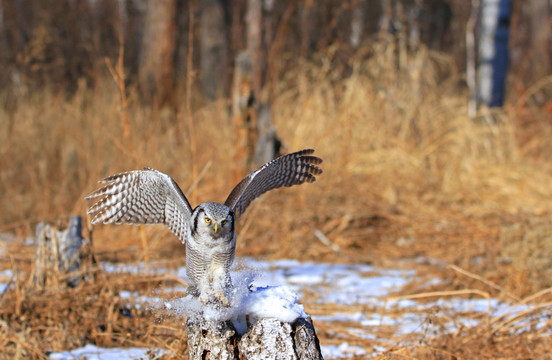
xmin=477 ymin=0 xmax=500 ymax=106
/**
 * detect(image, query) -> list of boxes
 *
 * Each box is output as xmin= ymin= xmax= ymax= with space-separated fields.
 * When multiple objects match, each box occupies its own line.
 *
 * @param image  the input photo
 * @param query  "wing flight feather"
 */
xmin=224 ymin=149 xmax=323 ymax=219
xmin=85 ymin=168 xmax=193 ymax=243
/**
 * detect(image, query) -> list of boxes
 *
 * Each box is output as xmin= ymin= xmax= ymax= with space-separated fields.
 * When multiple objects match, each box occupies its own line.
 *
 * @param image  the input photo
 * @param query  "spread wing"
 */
xmin=85 ymin=168 xmax=193 ymax=243
xmin=224 ymin=149 xmax=323 ymax=219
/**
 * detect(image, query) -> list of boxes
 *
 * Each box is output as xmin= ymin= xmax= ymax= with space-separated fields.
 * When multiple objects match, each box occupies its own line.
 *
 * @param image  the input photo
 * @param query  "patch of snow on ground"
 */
xmin=239 ymin=257 xmax=415 ymax=305
xmin=0 ymin=283 xmax=9 ymax=293
xmin=49 ymin=344 xmax=163 ymax=360
xmin=321 ymin=342 xmax=367 ymax=359
xmin=101 ymin=262 xmax=167 ymax=275
xmin=0 ymin=268 xmax=14 ymax=293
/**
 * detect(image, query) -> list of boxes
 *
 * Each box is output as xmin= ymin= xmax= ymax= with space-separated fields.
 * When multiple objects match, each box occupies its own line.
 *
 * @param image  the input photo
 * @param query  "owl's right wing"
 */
xmin=85 ymin=168 xmax=193 ymax=243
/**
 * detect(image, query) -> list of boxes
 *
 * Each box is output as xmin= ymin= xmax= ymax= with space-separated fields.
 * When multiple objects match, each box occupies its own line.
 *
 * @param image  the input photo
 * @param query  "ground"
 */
xmin=2 ymin=199 xmax=551 ymax=359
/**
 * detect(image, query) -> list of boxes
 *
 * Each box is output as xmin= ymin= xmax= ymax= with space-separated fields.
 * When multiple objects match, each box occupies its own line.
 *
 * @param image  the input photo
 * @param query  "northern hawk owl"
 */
xmin=85 ymin=149 xmax=323 ymax=305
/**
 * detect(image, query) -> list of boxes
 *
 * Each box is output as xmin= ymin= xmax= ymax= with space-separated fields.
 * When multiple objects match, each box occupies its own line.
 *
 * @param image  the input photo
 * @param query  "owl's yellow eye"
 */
xmin=205 ymin=218 xmax=211 ymax=224
xmin=221 ymin=220 xmax=227 ymax=226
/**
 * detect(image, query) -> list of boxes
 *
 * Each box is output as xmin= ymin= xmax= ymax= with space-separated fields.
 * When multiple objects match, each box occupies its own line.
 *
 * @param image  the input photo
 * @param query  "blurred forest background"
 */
xmin=0 ymin=0 xmax=549 ymax=100
xmin=2 ymin=0 xmax=552 ymax=290
xmin=0 ymin=0 xmax=551 ymax=101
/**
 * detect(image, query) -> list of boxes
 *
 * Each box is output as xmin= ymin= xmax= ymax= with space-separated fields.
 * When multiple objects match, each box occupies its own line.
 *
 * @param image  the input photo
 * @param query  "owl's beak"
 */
xmin=214 ymin=223 xmax=218 ymax=233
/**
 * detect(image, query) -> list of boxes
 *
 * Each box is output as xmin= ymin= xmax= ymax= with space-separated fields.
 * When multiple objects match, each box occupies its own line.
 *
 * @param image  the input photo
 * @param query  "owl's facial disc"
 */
xmin=201 ymin=213 xmax=231 ymax=238
xmin=215 ymin=217 xmax=230 ymax=232
xmin=212 ymin=214 xmax=232 ymax=235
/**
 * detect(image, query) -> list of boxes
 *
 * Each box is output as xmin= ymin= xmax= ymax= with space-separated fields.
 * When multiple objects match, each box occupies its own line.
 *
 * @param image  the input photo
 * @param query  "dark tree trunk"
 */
xmin=138 ymin=0 xmax=177 ymax=106
xmin=528 ymin=0 xmax=550 ymax=81
xmin=1 ymin=0 xmax=23 ymax=64
xmin=200 ymin=0 xmax=229 ymax=100
xmin=245 ymin=0 xmax=262 ymax=96
xmin=350 ymin=0 xmax=367 ymax=49
xmin=123 ymin=0 xmax=146 ymax=84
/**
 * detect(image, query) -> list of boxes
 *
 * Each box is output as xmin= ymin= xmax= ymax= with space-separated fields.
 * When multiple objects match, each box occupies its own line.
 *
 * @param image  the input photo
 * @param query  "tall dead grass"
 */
xmin=0 ymin=81 xmax=232 ymax=233
xmin=272 ymin=46 xmax=552 ymax=216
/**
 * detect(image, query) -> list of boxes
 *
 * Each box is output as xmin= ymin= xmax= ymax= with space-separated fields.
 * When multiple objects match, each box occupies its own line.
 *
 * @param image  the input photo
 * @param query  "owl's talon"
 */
xmin=197 ymin=291 xmax=232 ymax=307
xmin=215 ymin=292 xmax=231 ymax=307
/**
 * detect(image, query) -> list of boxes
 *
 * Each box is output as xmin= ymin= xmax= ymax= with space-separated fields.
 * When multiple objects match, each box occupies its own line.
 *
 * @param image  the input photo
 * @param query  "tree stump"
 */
xmin=185 ymin=314 xmax=323 ymax=360
xmin=231 ymin=51 xmax=281 ymax=184
xmin=252 ymin=103 xmax=281 ymax=167
xmin=186 ymin=318 xmax=237 ymax=360
xmin=30 ymin=216 xmax=89 ymax=289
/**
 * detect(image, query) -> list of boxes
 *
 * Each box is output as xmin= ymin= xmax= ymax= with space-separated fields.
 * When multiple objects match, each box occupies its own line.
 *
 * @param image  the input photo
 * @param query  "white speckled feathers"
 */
xmin=85 ymin=168 xmax=193 ymax=243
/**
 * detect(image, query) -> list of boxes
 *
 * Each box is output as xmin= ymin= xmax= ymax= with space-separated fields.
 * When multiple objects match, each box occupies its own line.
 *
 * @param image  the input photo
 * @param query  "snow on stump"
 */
xmin=30 ymin=216 xmax=88 ymax=289
xmin=183 ymin=285 xmax=323 ymax=359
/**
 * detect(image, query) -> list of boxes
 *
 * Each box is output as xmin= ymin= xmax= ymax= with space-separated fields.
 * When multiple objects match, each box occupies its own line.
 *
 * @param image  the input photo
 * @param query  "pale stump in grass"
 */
xmin=185 ymin=315 xmax=323 ymax=360
xmin=31 ymin=216 xmax=91 ymax=289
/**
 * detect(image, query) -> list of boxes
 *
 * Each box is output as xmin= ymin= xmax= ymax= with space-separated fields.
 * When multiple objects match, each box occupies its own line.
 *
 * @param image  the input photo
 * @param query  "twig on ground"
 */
xmin=314 ymin=229 xmax=341 ymax=252
xmin=448 ymin=264 xmax=521 ymax=302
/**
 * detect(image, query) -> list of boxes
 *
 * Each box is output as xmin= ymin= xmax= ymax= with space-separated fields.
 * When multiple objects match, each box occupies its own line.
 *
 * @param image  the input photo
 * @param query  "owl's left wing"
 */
xmin=224 ymin=149 xmax=323 ymax=219
xmin=85 ymin=168 xmax=193 ymax=243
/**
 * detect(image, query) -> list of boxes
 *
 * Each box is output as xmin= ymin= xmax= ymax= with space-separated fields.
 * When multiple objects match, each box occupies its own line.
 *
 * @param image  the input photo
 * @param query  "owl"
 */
xmin=85 ymin=149 xmax=323 ymax=306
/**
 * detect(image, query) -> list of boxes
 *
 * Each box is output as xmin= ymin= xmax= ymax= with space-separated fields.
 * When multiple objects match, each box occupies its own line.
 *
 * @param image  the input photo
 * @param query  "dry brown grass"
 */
xmin=0 ymin=265 xmax=189 ymax=359
xmin=2 ymin=45 xmax=552 ymax=358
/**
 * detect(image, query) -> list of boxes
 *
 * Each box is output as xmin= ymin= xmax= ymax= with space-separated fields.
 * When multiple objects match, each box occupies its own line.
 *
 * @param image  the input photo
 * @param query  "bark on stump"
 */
xmin=30 ymin=216 xmax=88 ymax=289
xmin=186 ymin=315 xmax=323 ymax=360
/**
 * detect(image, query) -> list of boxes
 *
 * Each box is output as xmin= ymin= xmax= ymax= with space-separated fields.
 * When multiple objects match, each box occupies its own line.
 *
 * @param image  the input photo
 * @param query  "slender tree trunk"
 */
xmin=394 ymin=0 xmax=407 ymax=69
xmin=261 ymin=0 xmax=275 ymax=97
xmin=124 ymin=0 xmax=146 ymax=84
xmin=138 ymin=0 xmax=177 ymax=106
xmin=1 ymin=0 xmax=26 ymax=133
xmin=231 ymin=51 xmax=257 ymax=181
xmin=200 ymin=0 xmax=228 ymax=100
xmin=350 ymin=0 xmax=366 ymax=49
xmin=408 ymin=0 xmax=422 ymax=51
xmin=378 ymin=0 xmax=392 ymax=38
xmin=246 ymin=0 xmax=262 ymax=96
xmin=477 ymin=0 xmax=511 ymax=107
xmin=1 ymin=0 xmax=22 ymax=64
xmin=466 ymin=0 xmax=479 ymax=118
xmin=299 ymin=0 xmax=313 ymax=60
xmin=529 ymin=0 xmax=550 ymax=81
